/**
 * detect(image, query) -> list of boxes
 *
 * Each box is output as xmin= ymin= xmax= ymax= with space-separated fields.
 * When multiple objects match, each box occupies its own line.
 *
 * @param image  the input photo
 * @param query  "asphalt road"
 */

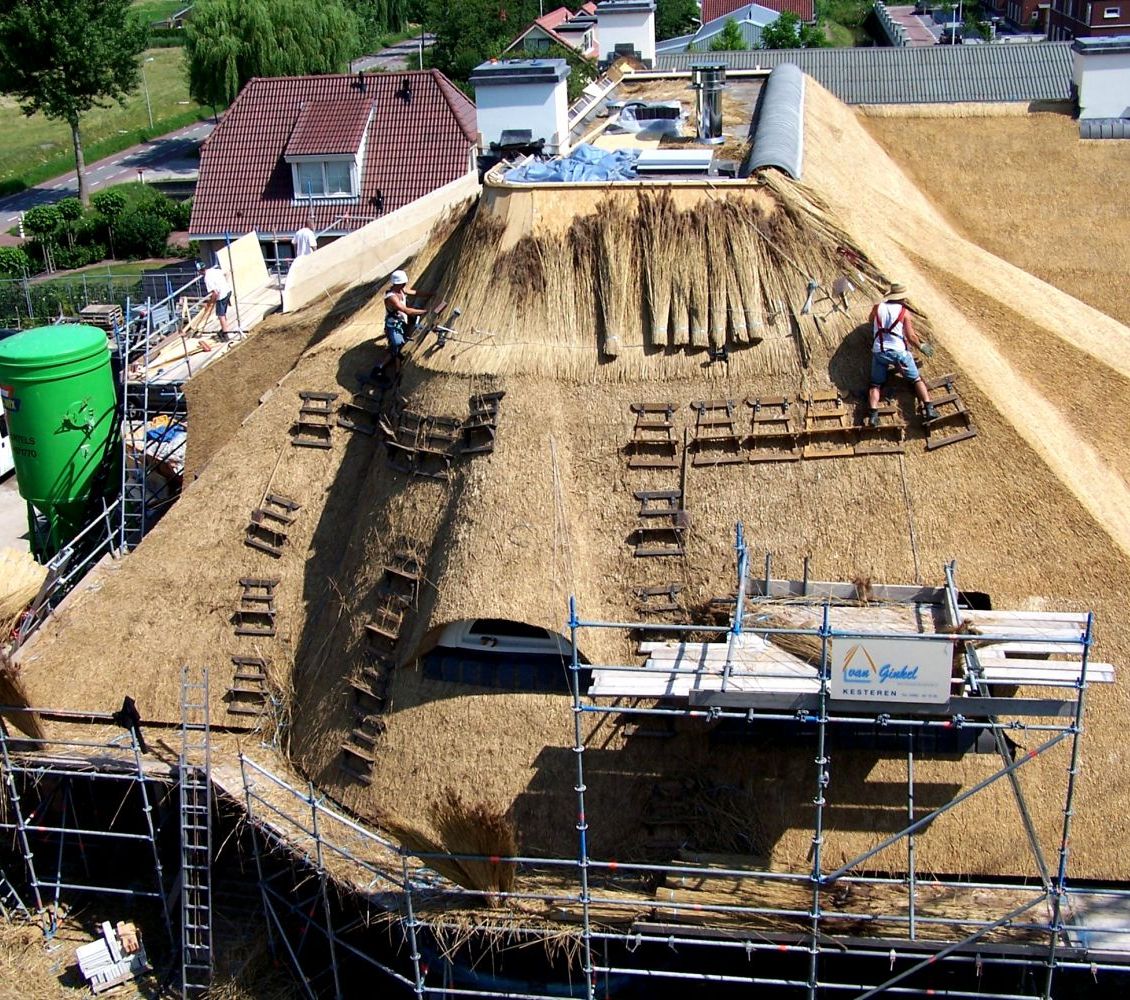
xmin=0 ymin=119 xmax=214 ymax=230
xmin=352 ymin=33 xmax=435 ymax=73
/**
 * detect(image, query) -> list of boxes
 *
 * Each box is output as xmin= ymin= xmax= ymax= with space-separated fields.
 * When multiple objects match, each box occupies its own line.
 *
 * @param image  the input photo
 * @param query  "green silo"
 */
xmin=0 ymin=324 xmax=119 ymax=558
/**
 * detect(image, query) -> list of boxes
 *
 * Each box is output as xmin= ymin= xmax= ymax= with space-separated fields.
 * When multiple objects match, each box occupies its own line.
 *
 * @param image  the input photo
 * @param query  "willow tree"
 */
xmin=0 ymin=0 xmax=148 ymax=206
xmin=186 ymin=0 xmax=362 ymax=110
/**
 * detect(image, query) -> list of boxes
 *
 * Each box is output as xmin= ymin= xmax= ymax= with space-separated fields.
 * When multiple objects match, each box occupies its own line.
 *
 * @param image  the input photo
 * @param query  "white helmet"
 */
xmin=390 ymin=269 xmax=409 ymax=287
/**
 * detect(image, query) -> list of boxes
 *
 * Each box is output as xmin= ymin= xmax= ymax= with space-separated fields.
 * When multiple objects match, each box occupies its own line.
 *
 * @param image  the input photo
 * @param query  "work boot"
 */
xmin=923 ymin=403 xmax=939 ymax=422
xmin=867 ymin=409 xmax=880 ymax=429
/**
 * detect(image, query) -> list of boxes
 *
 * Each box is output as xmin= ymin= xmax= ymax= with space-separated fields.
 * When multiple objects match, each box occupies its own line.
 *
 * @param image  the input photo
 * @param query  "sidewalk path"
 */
xmin=0 ymin=120 xmax=215 ymax=230
xmin=351 ymin=33 xmax=436 ymax=73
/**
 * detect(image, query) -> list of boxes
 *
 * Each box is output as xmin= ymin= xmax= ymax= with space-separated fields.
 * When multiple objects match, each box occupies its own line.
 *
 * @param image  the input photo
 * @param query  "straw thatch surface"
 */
xmin=11 ymin=77 xmax=1130 ymax=897
xmin=861 ymin=111 xmax=1130 ymax=326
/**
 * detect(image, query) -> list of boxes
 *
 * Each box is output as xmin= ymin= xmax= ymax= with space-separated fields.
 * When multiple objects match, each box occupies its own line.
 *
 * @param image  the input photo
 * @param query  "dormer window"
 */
xmin=293 ymin=158 xmax=357 ymax=199
xmin=284 ymin=97 xmax=373 ymax=203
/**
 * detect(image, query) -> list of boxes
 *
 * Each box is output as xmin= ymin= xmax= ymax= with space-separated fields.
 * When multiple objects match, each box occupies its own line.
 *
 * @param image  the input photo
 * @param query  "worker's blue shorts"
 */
xmin=215 ymin=293 xmax=231 ymax=318
xmin=384 ymin=317 xmax=406 ymax=355
xmin=870 ymin=348 xmax=918 ymax=387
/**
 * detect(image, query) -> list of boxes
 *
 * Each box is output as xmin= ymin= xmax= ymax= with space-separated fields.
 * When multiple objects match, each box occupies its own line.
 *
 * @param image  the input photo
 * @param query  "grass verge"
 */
xmin=0 ymin=47 xmax=209 ymax=196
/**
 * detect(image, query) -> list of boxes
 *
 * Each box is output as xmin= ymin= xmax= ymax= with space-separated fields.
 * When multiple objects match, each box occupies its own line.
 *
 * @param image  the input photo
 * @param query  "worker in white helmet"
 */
xmin=384 ymin=269 xmax=431 ymax=361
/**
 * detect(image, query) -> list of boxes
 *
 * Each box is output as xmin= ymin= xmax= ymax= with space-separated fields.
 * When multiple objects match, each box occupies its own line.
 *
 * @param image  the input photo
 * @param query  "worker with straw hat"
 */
xmin=868 ymin=282 xmax=938 ymax=426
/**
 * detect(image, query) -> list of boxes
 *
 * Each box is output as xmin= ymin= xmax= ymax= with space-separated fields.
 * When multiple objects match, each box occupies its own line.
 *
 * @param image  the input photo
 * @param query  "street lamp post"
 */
xmin=141 ymin=56 xmax=155 ymax=130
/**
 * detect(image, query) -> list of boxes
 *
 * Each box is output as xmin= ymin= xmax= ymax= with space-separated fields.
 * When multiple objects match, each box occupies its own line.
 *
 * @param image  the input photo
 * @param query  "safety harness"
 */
xmin=872 ymin=303 xmax=907 ymax=353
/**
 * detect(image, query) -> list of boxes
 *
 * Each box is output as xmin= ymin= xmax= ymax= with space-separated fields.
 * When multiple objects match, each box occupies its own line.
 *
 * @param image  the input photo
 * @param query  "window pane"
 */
xmin=325 ymin=160 xmax=352 ymax=195
xmin=296 ymin=162 xmax=324 ymax=197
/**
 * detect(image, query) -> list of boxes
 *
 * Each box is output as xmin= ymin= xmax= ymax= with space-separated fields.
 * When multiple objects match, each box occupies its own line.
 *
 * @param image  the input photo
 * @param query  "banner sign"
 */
xmin=830 ymin=637 xmax=952 ymax=704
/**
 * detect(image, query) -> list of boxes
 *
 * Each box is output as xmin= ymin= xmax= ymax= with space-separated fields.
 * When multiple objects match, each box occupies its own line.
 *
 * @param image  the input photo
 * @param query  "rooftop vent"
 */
xmin=690 ymin=63 xmax=727 ymax=145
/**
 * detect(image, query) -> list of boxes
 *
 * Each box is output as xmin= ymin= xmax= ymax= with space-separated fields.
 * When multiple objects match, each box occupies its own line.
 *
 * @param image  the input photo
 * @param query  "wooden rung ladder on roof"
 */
xmin=633 ymin=512 xmax=690 ymax=558
xmin=381 ymin=542 xmax=424 ymax=603
xmin=854 ymin=403 xmax=906 ymax=457
xmin=745 ymin=395 xmax=800 ymax=463
xmin=226 ymin=655 xmax=269 ymax=720
xmin=385 ymin=410 xmax=460 ymax=480
xmin=635 ymin=583 xmax=683 ymax=614
xmin=689 ymin=399 xmax=744 ymax=466
xmin=462 ymin=391 xmax=504 ymax=455
xmin=235 ymin=578 xmax=279 ymax=637
xmin=336 ymin=384 xmax=387 ymax=436
xmin=626 ymin=403 xmax=679 ymax=469
xmin=923 ymin=373 xmax=978 ymax=451
xmin=635 ymin=490 xmax=684 ymax=517
xmin=292 ymin=391 xmax=338 ymax=448
xmin=243 ymin=493 xmax=301 ymax=558
xmin=365 ymin=596 xmax=407 ymax=646
xmin=800 ymin=390 xmax=855 ymax=460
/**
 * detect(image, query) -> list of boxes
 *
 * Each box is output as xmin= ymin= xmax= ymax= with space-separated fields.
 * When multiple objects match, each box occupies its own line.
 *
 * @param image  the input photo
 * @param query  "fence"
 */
xmin=0 ymin=274 xmax=144 ymax=330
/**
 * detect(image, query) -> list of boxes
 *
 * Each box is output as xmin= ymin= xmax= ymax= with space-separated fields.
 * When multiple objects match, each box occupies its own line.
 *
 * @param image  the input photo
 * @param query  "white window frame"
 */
xmin=1103 ymin=5 xmax=1120 ymax=16
xmin=288 ymin=156 xmax=359 ymax=202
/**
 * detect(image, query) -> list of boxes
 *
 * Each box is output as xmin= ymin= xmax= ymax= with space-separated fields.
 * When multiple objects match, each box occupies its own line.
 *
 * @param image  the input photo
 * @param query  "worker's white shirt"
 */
xmin=204 ymin=266 xmax=231 ymax=300
xmin=872 ymin=301 xmax=908 ymax=354
xmin=293 ymin=227 xmax=318 ymax=256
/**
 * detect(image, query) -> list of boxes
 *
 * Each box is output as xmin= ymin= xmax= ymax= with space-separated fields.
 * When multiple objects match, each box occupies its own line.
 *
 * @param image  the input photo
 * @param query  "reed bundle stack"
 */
xmin=411 ymin=178 xmax=891 ymax=380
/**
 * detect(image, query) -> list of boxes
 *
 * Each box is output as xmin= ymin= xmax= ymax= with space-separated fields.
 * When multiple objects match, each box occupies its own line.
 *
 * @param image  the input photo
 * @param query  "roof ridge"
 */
xmin=431 ymin=69 xmax=479 ymax=146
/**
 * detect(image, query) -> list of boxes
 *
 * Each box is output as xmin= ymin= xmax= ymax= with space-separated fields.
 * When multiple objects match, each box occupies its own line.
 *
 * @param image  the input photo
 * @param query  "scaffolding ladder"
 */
xmin=119 ymin=315 xmax=149 ymax=551
xmin=179 ymin=665 xmax=213 ymax=997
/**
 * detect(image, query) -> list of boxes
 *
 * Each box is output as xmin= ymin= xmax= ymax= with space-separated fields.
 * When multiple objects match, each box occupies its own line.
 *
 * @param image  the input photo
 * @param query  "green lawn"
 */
xmin=131 ymin=0 xmax=189 ymax=23
xmin=0 ymin=47 xmax=206 ymax=192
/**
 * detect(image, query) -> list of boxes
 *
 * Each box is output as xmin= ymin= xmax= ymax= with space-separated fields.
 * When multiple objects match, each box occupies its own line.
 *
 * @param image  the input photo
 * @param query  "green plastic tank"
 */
xmin=0 ymin=324 xmax=118 ymax=556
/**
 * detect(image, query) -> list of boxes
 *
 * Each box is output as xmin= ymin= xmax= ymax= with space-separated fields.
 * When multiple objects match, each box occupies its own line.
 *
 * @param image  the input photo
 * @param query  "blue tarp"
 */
xmin=504 ymin=144 xmax=640 ymax=183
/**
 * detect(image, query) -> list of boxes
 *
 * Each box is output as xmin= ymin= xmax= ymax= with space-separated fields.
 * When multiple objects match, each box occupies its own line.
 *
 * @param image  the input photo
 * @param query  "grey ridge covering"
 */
xmin=1079 ymin=118 xmax=1130 ymax=140
xmin=657 ymin=43 xmax=1074 ymax=106
xmin=748 ymin=63 xmax=804 ymax=179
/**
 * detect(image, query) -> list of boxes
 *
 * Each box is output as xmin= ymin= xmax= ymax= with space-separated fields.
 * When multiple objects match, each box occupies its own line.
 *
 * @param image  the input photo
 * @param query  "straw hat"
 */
xmin=885 ymin=282 xmax=908 ymax=301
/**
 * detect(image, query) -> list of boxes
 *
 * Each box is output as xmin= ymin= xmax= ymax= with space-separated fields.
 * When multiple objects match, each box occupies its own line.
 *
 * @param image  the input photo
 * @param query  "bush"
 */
xmin=114 ymin=211 xmax=173 ymax=259
xmin=92 ymin=189 xmax=128 ymax=220
xmin=23 ymin=205 xmax=62 ymax=239
xmin=56 ymin=198 xmax=84 ymax=223
xmin=0 ymin=246 xmax=31 ymax=278
xmin=52 ymin=243 xmax=108 ymax=271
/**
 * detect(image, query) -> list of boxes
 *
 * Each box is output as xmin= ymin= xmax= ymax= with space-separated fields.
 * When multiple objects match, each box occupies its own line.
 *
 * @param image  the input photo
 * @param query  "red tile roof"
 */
xmin=537 ymin=6 xmax=574 ymax=29
xmin=702 ymin=0 xmax=816 ymax=23
xmin=189 ymin=70 xmax=477 ymax=239
xmin=284 ymin=99 xmax=373 ymax=156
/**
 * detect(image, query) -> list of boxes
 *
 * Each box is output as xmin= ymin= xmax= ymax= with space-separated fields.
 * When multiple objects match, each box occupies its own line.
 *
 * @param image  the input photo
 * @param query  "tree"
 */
xmin=186 ymin=0 xmax=362 ymax=109
xmin=0 ymin=246 xmax=31 ymax=279
xmin=424 ymin=0 xmax=542 ymax=83
xmin=760 ymin=11 xmax=826 ymax=48
xmin=709 ymin=18 xmax=748 ymax=51
xmin=656 ymin=0 xmax=700 ymax=40
xmin=0 ymin=0 xmax=148 ymax=207
xmin=346 ymin=1 xmax=409 ymax=50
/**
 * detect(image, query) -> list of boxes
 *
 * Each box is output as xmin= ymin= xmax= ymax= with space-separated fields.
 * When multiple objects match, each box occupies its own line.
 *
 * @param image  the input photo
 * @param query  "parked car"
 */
xmin=940 ymin=23 xmax=964 ymax=43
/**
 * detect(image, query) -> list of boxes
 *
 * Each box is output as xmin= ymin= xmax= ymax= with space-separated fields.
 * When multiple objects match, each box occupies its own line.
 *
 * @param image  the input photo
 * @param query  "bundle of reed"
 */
xmin=591 ymin=198 xmax=638 ymax=357
xmin=747 ymin=611 xmax=826 ymax=666
xmin=0 ymin=653 xmax=45 ymax=741
xmin=384 ymin=790 xmax=518 ymax=906
xmin=636 ymin=191 xmax=676 ymax=345
xmin=0 ymin=547 xmax=46 ymax=638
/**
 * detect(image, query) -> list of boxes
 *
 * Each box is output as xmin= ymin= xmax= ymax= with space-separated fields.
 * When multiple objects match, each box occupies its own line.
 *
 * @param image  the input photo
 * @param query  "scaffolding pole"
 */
xmin=808 ymin=600 xmax=832 ymax=1000
xmin=1041 ymin=611 xmax=1095 ymax=1000
xmin=568 ymin=595 xmax=597 ymax=1000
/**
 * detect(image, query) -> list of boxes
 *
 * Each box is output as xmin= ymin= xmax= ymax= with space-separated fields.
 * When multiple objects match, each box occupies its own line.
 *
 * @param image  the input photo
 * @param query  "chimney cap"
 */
xmin=469 ymin=58 xmax=571 ymax=87
xmin=595 ymin=0 xmax=657 ymax=13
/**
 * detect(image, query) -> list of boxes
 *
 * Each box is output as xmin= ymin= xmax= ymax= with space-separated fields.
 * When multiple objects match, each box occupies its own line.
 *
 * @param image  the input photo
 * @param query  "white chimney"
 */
xmin=1071 ymin=37 xmax=1130 ymax=120
xmin=596 ymin=0 xmax=657 ymax=68
xmin=470 ymin=59 xmax=573 ymax=156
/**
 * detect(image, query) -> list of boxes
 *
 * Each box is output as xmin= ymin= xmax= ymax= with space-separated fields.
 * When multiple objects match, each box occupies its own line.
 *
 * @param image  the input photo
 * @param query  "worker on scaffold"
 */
xmin=868 ymin=282 xmax=938 ymax=427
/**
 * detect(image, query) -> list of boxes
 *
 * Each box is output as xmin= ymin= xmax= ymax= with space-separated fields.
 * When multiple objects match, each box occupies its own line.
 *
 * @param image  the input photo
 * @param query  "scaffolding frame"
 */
xmin=225 ymin=524 xmax=1130 ymax=998
xmin=0 ymin=713 xmax=174 ymax=947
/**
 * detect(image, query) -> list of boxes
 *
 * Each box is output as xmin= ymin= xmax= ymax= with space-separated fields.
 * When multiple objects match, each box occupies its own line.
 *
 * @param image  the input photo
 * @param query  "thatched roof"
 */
xmin=15 ymin=80 xmax=1130 ymax=889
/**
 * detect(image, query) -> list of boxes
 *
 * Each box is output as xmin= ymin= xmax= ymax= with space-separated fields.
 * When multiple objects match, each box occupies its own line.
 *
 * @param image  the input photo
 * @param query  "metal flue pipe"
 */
xmin=690 ymin=63 xmax=726 ymax=145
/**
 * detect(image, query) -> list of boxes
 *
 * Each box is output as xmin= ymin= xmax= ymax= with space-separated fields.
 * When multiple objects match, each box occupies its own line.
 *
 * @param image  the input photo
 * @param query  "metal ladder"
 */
xmin=119 ymin=312 xmax=149 ymax=551
xmin=0 ymin=866 xmax=30 ymax=922
xmin=179 ymin=665 xmax=213 ymax=998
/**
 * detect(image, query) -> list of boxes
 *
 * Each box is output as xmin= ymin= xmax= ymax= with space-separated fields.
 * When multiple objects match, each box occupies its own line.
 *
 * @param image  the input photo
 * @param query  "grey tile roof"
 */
xmin=657 ymin=42 xmax=1074 ymax=105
